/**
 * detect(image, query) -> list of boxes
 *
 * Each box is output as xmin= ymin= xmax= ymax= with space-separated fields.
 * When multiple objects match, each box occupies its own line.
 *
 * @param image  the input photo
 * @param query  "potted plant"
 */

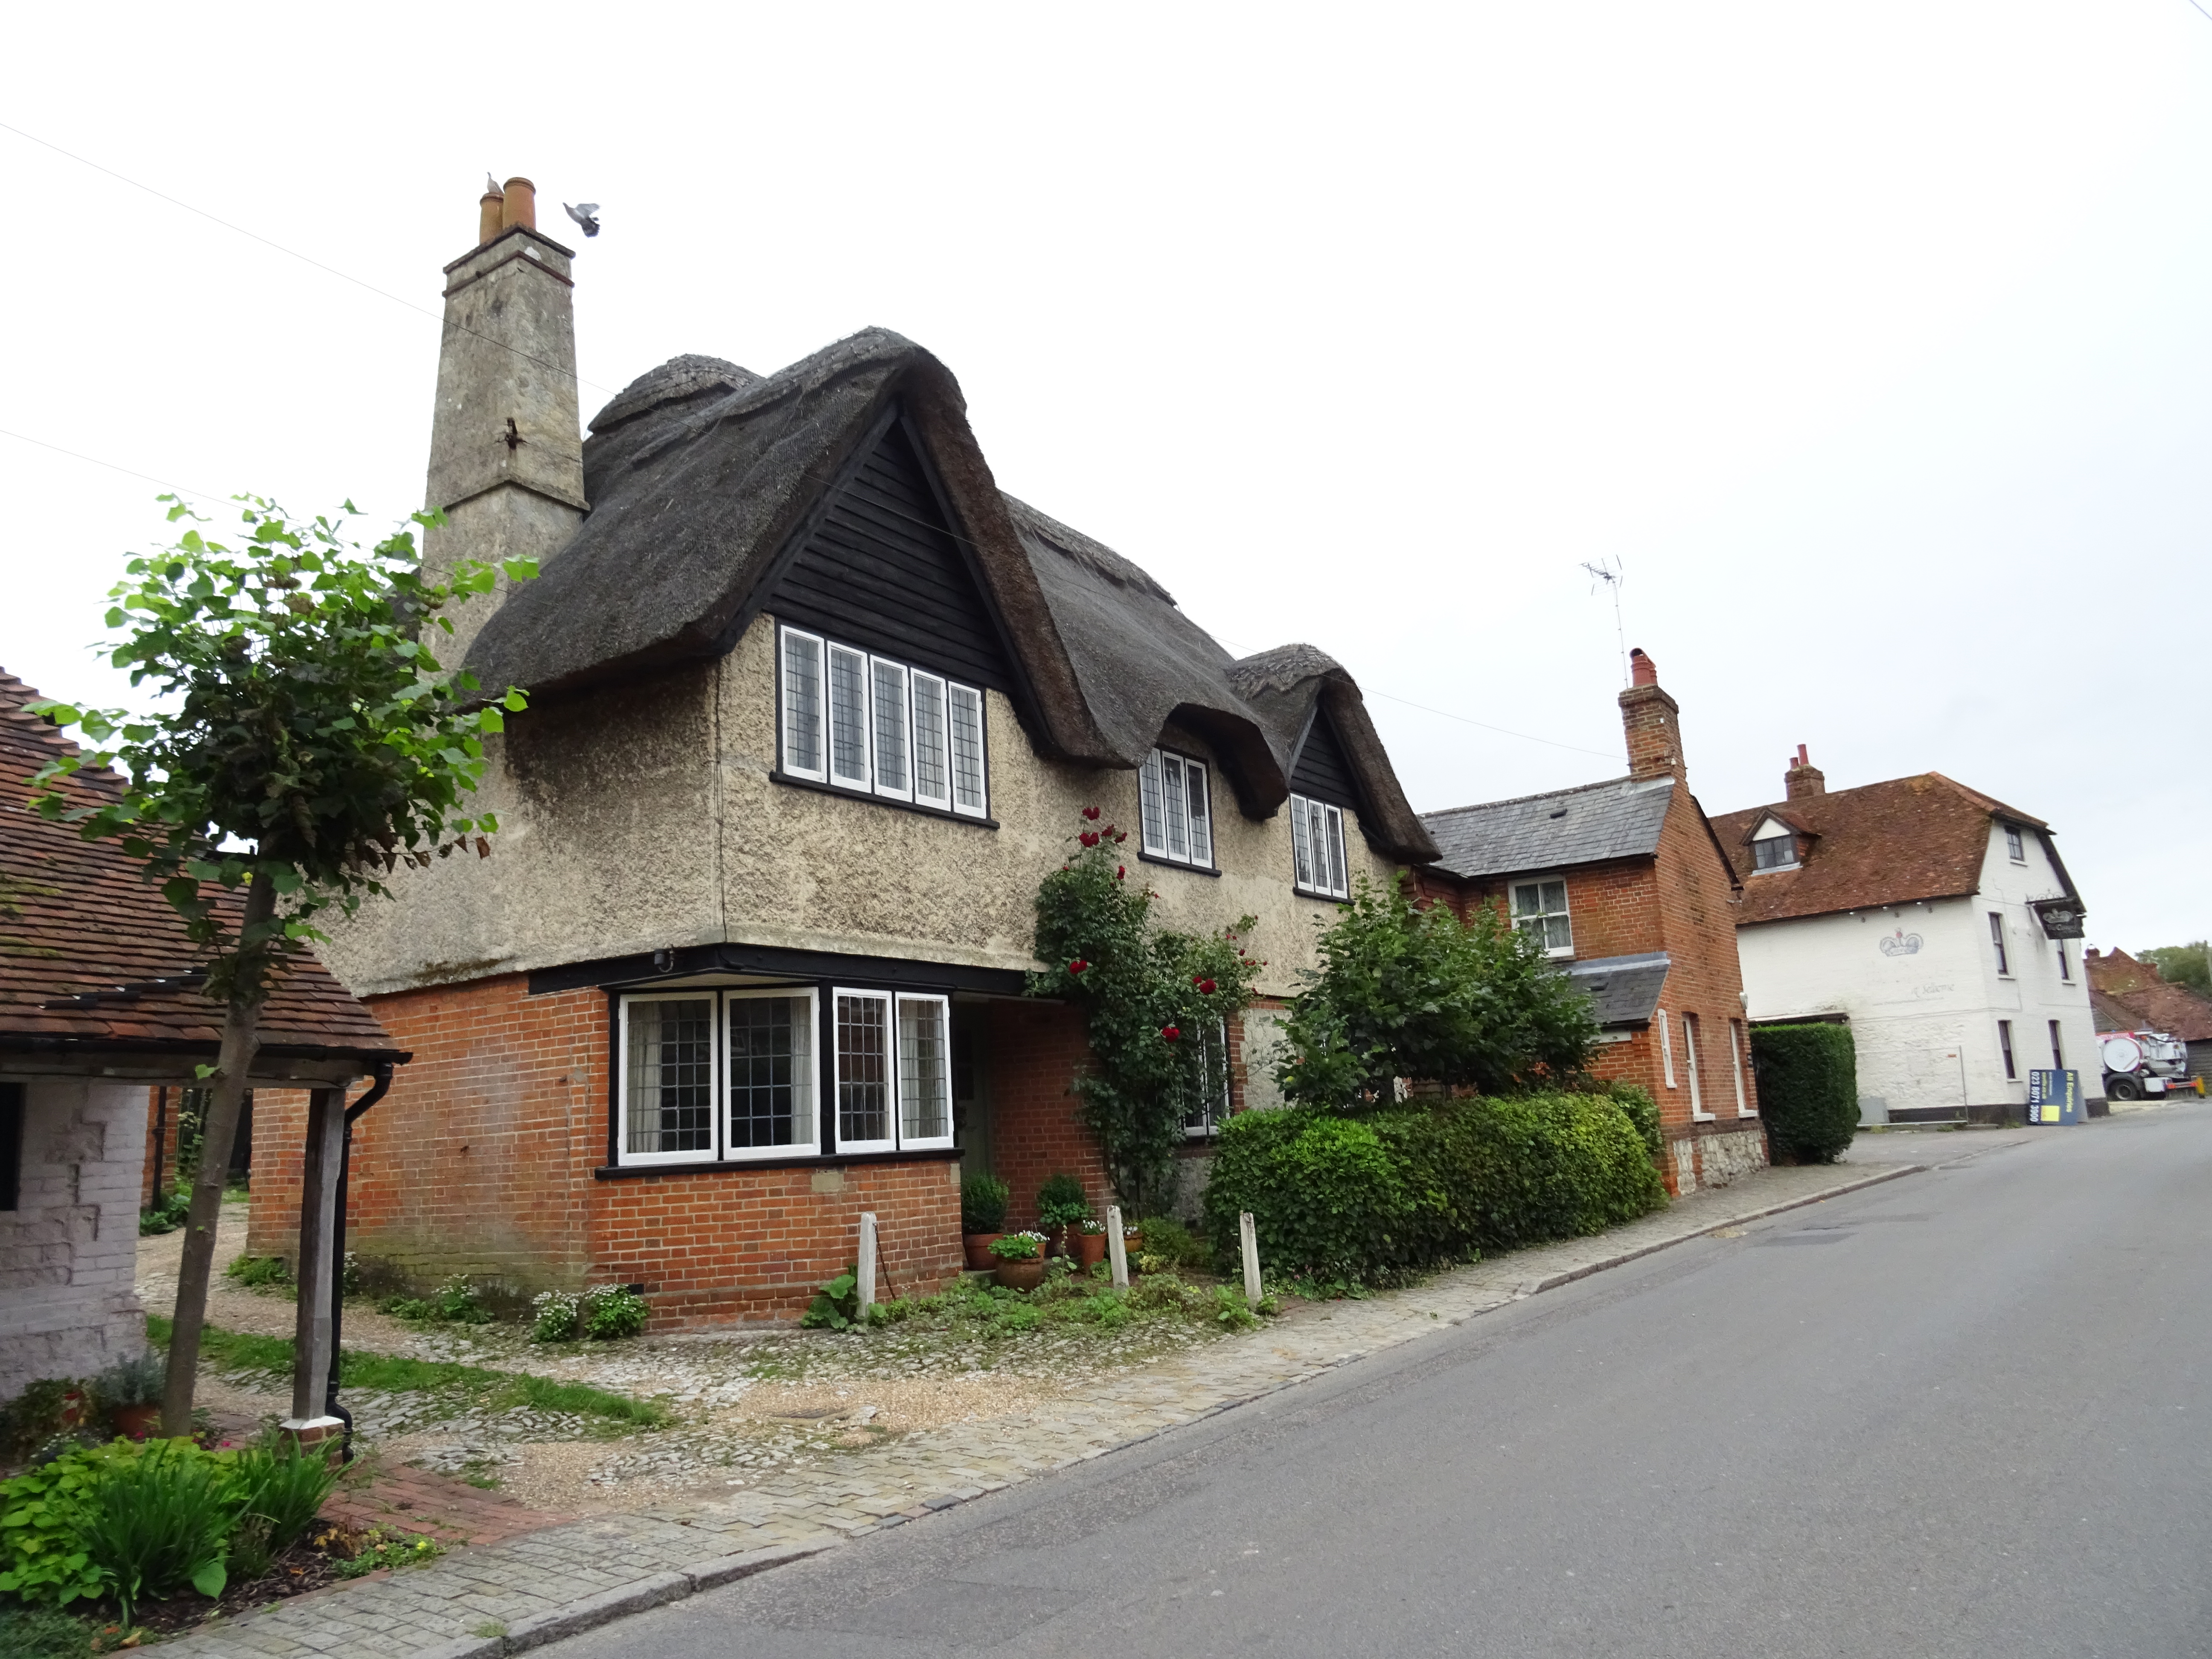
xmin=988 ymin=1231 xmax=1048 ymax=1291
xmin=961 ymin=1173 xmax=1011 ymax=1270
xmin=1036 ymin=1172 xmax=1091 ymax=1258
xmin=96 ymin=1352 xmax=166 ymax=1439
xmin=1074 ymin=1218 xmax=1108 ymax=1269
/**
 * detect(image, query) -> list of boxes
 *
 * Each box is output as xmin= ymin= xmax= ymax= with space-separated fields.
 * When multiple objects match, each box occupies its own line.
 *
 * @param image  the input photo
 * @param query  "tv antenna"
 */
xmin=1581 ymin=558 xmax=1628 ymax=686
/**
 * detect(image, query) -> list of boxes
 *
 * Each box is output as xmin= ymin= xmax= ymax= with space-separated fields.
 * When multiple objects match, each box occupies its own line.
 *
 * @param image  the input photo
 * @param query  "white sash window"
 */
xmin=1138 ymin=746 xmax=1216 ymax=870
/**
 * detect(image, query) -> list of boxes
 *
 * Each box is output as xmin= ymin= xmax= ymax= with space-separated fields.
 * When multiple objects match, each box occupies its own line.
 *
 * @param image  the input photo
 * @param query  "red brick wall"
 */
xmin=984 ymin=998 xmax=1112 ymax=1227
xmin=247 ymin=973 xmax=1106 ymax=1324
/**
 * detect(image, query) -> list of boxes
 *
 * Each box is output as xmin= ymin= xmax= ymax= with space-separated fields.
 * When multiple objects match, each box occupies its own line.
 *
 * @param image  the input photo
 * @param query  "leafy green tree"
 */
xmin=27 ymin=495 xmax=532 ymax=1433
xmin=2143 ymin=941 xmax=2212 ymax=998
xmin=1028 ymin=807 xmax=1262 ymax=1210
xmin=1275 ymin=876 xmax=1597 ymax=1109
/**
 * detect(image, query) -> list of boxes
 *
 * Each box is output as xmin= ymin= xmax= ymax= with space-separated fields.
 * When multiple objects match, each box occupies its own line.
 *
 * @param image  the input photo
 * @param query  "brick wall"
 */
xmin=2 ymin=1079 xmax=148 ymax=1400
xmin=246 ymin=974 xmax=1101 ymax=1325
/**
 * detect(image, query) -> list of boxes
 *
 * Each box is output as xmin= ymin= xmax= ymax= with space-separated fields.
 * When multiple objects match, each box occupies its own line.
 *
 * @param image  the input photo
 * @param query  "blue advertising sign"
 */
xmin=2027 ymin=1068 xmax=2081 ymax=1125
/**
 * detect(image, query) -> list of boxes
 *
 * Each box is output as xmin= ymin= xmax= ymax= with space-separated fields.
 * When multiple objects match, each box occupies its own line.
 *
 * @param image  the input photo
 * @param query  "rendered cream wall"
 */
xmin=321 ymin=615 xmax=1385 ymax=1001
xmin=1734 ymin=824 xmax=2098 ymax=1118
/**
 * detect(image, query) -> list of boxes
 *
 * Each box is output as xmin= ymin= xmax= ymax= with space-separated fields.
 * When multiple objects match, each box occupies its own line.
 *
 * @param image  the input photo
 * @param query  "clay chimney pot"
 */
xmin=478 ymin=188 xmax=505 ymax=246
xmin=1629 ymin=647 xmax=1658 ymax=688
xmin=500 ymin=177 xmax=537 ymax=233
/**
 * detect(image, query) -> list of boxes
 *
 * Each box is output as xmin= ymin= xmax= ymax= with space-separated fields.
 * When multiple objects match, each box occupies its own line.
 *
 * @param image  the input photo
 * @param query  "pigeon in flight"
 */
xmin=564 ymin=201 xmax=601 ymax=238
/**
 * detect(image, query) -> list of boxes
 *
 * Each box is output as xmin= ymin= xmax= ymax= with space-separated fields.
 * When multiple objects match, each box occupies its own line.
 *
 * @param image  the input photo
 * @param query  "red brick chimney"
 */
xmin=1618 ymin=647 xmax=1684 ymax=783
xmin=1784 ymin=743 xmax=1825 ymax=800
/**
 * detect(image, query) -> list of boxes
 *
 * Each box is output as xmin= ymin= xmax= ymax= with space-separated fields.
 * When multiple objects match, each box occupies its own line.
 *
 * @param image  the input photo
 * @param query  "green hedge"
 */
xmin=1202 ymin=1092 xmax=1668 ymax=1282
xmin=1749 ymin=1023 xmax=1859 ymax=1163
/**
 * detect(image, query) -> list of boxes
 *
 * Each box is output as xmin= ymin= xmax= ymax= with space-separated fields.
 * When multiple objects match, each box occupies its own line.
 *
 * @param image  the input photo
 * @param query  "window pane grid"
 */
xmin=728 ymin=995 xmax=812 ymax=1150
xmin=1186 ymin=763 xmax=1213 ymax=867
xmin=949 ymin=685 xmax=987 ymax=815
xmin=780 ymin=629 xmax=824 ymax=778
xmin=911 ymin=672 xmax=949 ymax=807
xmin=626 ymin=999 xmax=713 ymax=1155
xmin=897 ymin=996 xmax=950 ymax=1142
xmin=1511 ymin=880 xmax=1572 ymax=954
xmin=837 ymin=993 xmax=890 ymax=1145
xmin=829 ymin=646 xmax=870 ymax=786
xmin=871 ymin=659 xmax=910 ymax=795
xmin=1162 ymin=755 xmax=1189 ymax=859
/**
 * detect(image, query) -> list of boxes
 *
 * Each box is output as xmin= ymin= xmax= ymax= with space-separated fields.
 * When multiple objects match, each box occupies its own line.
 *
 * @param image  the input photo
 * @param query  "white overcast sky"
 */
xmin=3 ymin=2 xmax=2208 ymax=953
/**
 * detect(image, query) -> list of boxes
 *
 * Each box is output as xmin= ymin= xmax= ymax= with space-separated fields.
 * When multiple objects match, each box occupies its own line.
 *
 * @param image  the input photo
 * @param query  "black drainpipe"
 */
xmin=325 ymin=1059 xmax=395 ymax=1463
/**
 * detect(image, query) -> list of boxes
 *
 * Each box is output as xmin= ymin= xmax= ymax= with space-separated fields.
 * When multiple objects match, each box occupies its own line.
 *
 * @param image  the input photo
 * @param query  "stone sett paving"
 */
xmin=158 ymin=1147 xmax=1973 ymax=1659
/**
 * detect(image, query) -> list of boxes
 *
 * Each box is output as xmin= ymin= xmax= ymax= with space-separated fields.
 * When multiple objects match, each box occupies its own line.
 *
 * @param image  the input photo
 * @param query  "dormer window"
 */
xmin=1290 ymin=793 xmax=1349 ymax=898
xmin=1140 ymin=747 xmax=1216 ymax=871
xmin=1750 ymin=820 xmax=1798 ymax=871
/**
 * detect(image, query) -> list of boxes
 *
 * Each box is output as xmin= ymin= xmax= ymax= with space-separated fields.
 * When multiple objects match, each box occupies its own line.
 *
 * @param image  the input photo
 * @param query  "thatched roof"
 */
xmin=466 ymin=328 xmax=1437 ymax=862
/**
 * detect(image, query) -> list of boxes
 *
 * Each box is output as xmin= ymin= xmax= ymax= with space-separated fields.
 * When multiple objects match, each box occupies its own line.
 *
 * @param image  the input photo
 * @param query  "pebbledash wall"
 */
xmin=0 ymin=1080 xmax=148 ymax=1401
xmin=1735 ymin=825 xmax=2096 ymax=1122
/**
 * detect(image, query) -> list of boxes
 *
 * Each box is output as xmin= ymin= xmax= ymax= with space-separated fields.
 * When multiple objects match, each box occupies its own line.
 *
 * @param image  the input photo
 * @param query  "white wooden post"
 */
xmin=856 ymin=1211 xmax=878 ymax=1320
xmin=1106 ymin=1205 xmax=1128 ymax=1290
xmin=1239 ymin=1210 xmax=1262 ymax=1307
xmin=285 ymin=1088 xmax=346 ymax=1448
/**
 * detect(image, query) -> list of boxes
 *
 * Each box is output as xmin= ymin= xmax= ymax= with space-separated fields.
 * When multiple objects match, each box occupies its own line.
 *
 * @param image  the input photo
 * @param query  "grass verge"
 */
xmin=146 ymin=1315 xmax=670 ymax=1429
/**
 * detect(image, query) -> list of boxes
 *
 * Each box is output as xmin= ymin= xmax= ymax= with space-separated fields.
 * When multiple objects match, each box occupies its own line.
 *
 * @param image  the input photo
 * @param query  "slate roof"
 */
xmin=0 ymin=671 xmax=405 ymax=1074
xmin=1419 ymin=776 xmax=1675 ymax=881
xmin=2086 ymin=949 xmax=2212 ymax=1043
xmin=465 ymin=328 xmax=1438 ymax=862
xmin=1565 ymin=951 xmax=1671 ymax=1029
xmin=1710 ymin=774 xmax=2061 ymax=926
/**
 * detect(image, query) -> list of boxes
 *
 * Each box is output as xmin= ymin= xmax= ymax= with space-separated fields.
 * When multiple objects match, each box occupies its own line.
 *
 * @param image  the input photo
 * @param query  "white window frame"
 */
xmin=1510 ymin=878 xmax=1575 ymax=958
xmin=1684 ymin=1012 xmax=1710 ymax=1119
xmin=910 ymin=670 xmax=952 ymax=812
xmin=1290 ymin=792 xmax=1350 ymax=898
xmin=1183 ymin=1019 xmax=1233 ymax=1138
xmin=869 ymin=657 xmax=912 ymax=802
xmin=1140 ymin=746 xmax=1218 ymax=871
xmin=2005 ymin=825 xmax=2026 ymax=863
xmin=616 ymin=992 xmax=721 ymax=1167
xmin=895 ymin=993 xmax=956 ymax=1151
xmin=1657 ymin=1010 xmax=1676 ymax=1089
xmin=826 ymin=642 xmax=873 ymax=791
xmin=778 ymin=626 xmax=828 ymax=783
xmin=832 ymin=988 xmax=897 ymax=1155
xmin=1751 ymin=832 xmax=1798 ymax=872
xmin=722 ymin=986 xmax=820 ymax=1161
xmin=947 ymin=683 xmax=988 ymax=818
xmin=1990 ymin=911 xmax=2011 ymax=978
xmin=1730 ymin=1018 xmax=1755 ymax=1117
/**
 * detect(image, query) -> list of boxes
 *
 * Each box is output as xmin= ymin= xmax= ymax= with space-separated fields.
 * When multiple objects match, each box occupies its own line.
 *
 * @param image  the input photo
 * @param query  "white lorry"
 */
xmin=2099 ymin=1028 xmax=2197 ymax=1101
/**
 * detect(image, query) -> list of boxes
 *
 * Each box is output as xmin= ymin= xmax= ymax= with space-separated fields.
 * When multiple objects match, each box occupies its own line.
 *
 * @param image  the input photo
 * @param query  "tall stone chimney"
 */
xmin=1618 ymin=647 xmax=1684 ymax=783
xmin=422 ymin=175 xmax=587 ymax=664
xmin=1784 ymin=743 xmax=1826 ymax=800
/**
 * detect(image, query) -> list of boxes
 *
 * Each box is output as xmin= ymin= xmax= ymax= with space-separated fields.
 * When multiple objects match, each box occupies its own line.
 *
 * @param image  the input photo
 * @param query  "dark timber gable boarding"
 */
xmin=1289 ymin=706 xmax=1362 ymax=813
xmin=764 ymin=410 xmax=1016 ymax=697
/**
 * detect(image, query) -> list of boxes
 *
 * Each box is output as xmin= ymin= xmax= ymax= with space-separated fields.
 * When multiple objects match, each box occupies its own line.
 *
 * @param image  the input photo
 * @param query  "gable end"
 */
xmin=1289 ymin=705 xmax=1361 ymax=811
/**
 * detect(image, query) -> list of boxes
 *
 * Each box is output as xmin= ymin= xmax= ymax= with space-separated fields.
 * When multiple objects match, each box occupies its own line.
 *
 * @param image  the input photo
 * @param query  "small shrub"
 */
xmin=960 ymin=1174 xmax=1010 ymax=1235
xmin=582 ymin=1285 xmax=649 ymax=1341
xmin=1751 ymin=1024 xmax=1860 ymax=1163
xmin=224 ymin=1255 xmax=291 ymax=1290
xmin=90 ymin=1355 xmax=164 ymax=1413
xmin=1036 ymin=1172 xmax=1091 ymax=1233
xmin=0 ymin=1380 xmax=93 ymax=1467
xmin=987 ymin=1231 xmax=1044 ymax=1261
xmin=1128 ymin=1215 xmax=1208 ymax=1271
xmin=137 ymin=1190 xmax=191 ymax=1237
xmin=73 ymin=1441 xmax=234 ymax=1622
xmin=0 ymin=1444 xmax=110 ymax=1607
xmin=1212 ymin=1286 xmax=1261 ymax=1330
xmin=378 ymin=1275 xmax=492 ymax=1326
xmin=335 ymin=1526 xmax=443 ymax=1578
xmin=1605 ymin=1081 xmax=1664 ymax=1158
xmin=230 ymin=1437 xmax=340 ymax=1564
xmin=529 ymin=1290 xmax=581 ymax=1343
xmin=800 ymin=1268 xmax=861 ymax=1330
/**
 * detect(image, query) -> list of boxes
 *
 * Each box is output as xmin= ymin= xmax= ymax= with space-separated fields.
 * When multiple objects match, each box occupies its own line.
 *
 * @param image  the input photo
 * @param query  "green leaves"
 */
xmin=26 ymin=493 xmax=537 ymax=1007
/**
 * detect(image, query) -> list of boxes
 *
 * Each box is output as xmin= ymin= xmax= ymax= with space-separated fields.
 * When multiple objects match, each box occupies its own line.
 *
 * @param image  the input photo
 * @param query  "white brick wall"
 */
xmin=1 ymin=1078 xmax=149 ymax=1402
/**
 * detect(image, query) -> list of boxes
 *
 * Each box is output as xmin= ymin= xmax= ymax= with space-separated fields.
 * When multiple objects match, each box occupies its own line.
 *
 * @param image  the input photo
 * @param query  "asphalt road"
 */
xmin=547 ymin=1107 xmax=2212 ymax=1658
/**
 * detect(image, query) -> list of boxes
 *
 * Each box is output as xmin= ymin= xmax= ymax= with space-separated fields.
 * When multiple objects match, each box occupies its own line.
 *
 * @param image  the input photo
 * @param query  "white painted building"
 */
xmin=1712 ymin=751 xmax=2097 ymax=1124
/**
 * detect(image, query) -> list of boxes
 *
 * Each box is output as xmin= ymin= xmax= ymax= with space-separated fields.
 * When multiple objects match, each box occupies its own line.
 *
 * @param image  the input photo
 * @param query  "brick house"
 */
xmin=1412 ymin=649 xmax=1765 ymax=1195
xmin=254 ymin=178 xmax=1438 ymax=1326
xmin=1711 ymin=752 xmax=2098 ymax=1123
xmin=2084 ymin=948 xmax=2212 ymax=1086
xmin=0 ymin=670 xmax=404 ymax=1401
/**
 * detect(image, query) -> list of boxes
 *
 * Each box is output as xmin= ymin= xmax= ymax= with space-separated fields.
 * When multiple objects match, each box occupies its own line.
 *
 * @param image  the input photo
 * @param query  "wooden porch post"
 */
xmin=285 ymin=1086 xmax=347 ymax=1450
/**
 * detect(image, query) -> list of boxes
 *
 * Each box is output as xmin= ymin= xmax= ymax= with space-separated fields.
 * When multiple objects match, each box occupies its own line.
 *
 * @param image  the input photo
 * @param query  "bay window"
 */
xmin=778 ymin=625 xmax=987 ymax=819
xmin=1291 ymin=793 xmax=1349 ymax=899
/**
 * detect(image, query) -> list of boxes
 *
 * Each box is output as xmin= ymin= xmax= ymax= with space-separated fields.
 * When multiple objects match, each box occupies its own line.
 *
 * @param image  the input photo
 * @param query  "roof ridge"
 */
xmin=1421 ymin=774 xmax=1647 ymax=820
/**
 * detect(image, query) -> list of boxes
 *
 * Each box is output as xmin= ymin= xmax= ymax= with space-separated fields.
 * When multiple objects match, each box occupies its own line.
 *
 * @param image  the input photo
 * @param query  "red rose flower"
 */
xmin=1117 ymin=866 xmax=1126 ymax=879
xmin=1199 ymin=978 xmax=1217 ymax=994
xmin=1082 ymin=806 xmax=1102 ymax=821
xmin=1068 ymin=959 xmax=1089 ymax=975
xmin=1161 ymin=1025 xmax=1181 ymax=1041
xmin=1115 ymin=830 xmax=1128 ymax=843
xmin=1080 ymin=830 xmax=1101 ymax=847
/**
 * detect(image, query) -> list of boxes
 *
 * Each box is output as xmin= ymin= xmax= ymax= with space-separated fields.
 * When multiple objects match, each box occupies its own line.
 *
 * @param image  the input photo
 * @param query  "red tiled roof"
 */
xmin=1710 ymin=773 xmax=2048 ymax=925
xmin=2085 ymin=949 xmax=2212 ymax=1043
xmin=0 ymin=669 xmax=403 ymax=1067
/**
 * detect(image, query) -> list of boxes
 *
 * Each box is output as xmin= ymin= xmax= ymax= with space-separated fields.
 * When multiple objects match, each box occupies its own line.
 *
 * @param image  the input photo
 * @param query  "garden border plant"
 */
xmin=1027 ymin=806 xmax=1263 ymax=1211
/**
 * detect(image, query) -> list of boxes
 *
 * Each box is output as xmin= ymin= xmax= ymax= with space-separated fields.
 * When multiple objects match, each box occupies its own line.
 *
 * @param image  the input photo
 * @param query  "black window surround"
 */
xmin=0 ymin=1081 xmax=21 ymax=1211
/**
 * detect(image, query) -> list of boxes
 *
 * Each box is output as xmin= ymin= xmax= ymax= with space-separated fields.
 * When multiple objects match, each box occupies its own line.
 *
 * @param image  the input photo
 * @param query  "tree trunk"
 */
xmin=160 ymin=878 xmax=276 ymax=1436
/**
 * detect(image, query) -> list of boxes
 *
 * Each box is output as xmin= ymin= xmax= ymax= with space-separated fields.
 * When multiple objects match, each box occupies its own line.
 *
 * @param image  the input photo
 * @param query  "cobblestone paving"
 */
xmin=158 ymin=1153 xmax=1936 ymax=1659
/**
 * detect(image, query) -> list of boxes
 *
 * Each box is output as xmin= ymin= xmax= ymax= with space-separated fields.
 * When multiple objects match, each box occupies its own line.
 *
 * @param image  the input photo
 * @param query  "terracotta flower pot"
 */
xmin=963 ymin=1233 xmax=1004 ymax=1271
xmin=1076 ymin=1232 xmax=1107 ymax=1269
xmin=994 ymin=1258 xmax=1046 ymax=1292
xmin=112 ymin=1403 xmax=160 ymax=1440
